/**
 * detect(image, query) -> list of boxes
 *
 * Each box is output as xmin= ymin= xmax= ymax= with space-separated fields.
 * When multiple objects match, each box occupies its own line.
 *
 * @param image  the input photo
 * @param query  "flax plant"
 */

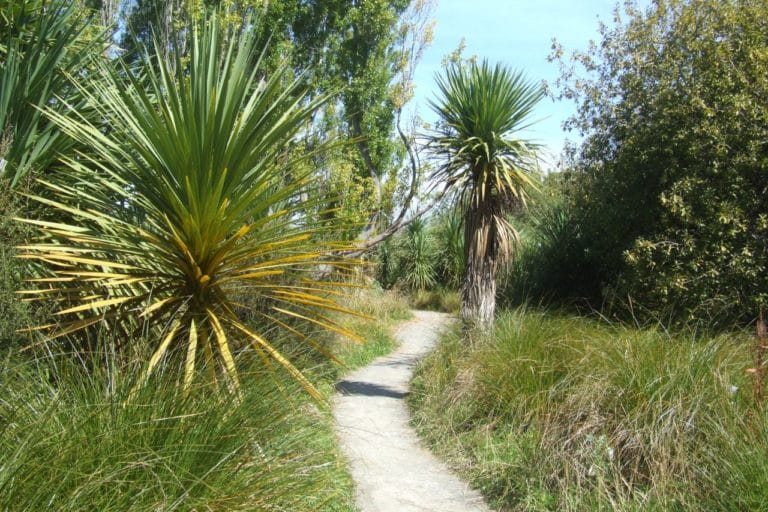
xmin=401 ymin=217 xmax=437 ymax=292
xmin=1 ymin=0 xmax=102 ymax=186
xmin=17 ymin=16 xmax=360 ymax=398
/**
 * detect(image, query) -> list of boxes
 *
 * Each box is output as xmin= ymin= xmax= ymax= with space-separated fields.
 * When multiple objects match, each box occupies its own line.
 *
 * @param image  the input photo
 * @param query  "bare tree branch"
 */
xmin=347 ymin=0 xmax=439 ymax=256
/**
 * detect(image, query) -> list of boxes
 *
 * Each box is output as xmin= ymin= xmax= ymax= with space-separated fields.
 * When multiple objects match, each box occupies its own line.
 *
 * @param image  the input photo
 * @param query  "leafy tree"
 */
xmin=338 ymin=0 xmax=409 ymax=223
xmin=551 ymin=0 xmax=768 ymax=325
xmin=119 ymin=0 xmax=435 ymax=244
xmin=119 ymin=0 xmax=187 ymax=65
xmin=82 ymin=0 xmax=119 ymax=29
xmin=428 ymin=60 xmax=543 ymax=330
xmin=19 ymin=15 xmax=359 ymax=398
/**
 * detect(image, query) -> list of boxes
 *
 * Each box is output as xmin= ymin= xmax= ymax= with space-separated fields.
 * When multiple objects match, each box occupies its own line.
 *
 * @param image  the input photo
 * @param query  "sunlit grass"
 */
xmin=410 ymin=288 xmax=460 ymax=314
xmin=0 ymin=288 xmax=409 ymax=510
xmin=0 ymin=349 xmax=355 ymax=511
xmin=328 ymin=287 xmax=411 ymax=371
xmin=410 ymin=307 xmax=768 ymax=510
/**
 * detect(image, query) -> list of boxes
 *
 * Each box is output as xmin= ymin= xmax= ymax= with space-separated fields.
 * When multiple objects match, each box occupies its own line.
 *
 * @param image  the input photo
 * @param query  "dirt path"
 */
xmin=333 ymin=310 xmax=490 ymax=512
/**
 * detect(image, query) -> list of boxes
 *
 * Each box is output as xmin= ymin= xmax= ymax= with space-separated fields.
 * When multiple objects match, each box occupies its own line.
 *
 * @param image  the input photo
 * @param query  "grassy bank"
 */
xmin=0 ymin=356 xmax=353 ymax=511
xmin=330 ymin=287 xmax=411 ymax=370
xmin=0 ymin=288 xmax=408 ymax=511
xmin=409 ymin=308 xmax=768 ymax=511
xmin=409 ymin=288 xmax=461 ymax=314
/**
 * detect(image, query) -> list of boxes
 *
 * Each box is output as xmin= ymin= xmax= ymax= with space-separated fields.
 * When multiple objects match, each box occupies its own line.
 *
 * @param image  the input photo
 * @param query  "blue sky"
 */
xmin=410 ymin=0 xmax=649 ymax=168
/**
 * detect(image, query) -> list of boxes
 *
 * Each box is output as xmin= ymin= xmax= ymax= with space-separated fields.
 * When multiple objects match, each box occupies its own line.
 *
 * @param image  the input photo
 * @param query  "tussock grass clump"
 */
xmin=0 ymin=352 xmax=355 ymax=511
xmin=342 ymin=286 xmax=412 ymax=324
xmin=0 ymin=288 xmax=408 ymax=511
xmin=410 ymin=308 xmax=768 ymax=511
xmin=410 ymin=288 xmax=461 ymax=314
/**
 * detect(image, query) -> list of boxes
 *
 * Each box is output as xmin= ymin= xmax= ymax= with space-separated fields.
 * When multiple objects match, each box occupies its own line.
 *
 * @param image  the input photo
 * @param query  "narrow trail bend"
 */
xmin=333 ymin=310 xmax=490 ymax=512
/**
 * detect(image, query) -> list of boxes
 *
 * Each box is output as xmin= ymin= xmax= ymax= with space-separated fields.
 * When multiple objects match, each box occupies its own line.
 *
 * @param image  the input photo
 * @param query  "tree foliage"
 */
xmin=548 ymin=0 xmax=768 ymax=325
xmin=120 ymin=0 xmax=435 ymax=240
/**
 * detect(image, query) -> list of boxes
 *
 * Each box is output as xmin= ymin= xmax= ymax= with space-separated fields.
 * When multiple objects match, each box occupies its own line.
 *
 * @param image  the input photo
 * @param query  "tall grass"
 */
xmin=328 ymin=286 xmax=411 ymax=370
xmin=0 ymin=349 xmax=355 ymax=511
xmin=410 ymin=308 xmax=768 ymax=511
xmin=410 ymin=288 xmax=461 ymax=314
xmin=0 ymin=287 xmax=409 ymax=510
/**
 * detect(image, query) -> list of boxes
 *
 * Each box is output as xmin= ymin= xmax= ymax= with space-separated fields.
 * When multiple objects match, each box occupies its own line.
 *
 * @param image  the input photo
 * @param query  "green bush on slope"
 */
xmin=512 ymin=0 xmax=768 ymax=326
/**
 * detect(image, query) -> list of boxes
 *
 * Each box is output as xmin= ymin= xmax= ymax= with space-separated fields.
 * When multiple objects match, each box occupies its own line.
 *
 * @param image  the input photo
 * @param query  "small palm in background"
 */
xmin=374 ymin=217 xmax=438 ymax=292
xmin=19 ymin=16 xmax=359 ymax=398
xmin=400 ymin=216 xmax=437 ymax=292
xmin=435 ymin=207 xmax=464 ymax=290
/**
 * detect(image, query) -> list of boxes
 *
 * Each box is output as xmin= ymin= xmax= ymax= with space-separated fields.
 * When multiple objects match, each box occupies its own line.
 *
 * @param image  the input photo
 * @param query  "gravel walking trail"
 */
xmin=333 ymin=310 xmax=490 ymax=512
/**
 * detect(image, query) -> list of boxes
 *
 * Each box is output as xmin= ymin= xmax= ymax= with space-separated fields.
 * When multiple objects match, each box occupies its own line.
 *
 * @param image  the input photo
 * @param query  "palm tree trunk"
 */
xmin=461 ymin=197 xmax=498 ymax=332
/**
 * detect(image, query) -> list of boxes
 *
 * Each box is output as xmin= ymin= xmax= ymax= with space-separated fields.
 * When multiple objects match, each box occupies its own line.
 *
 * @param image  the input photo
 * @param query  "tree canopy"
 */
xmin=545 ymin=0 xmax=768 ymax=325
xmin=119 ymin=0 xmax=434 ymax=240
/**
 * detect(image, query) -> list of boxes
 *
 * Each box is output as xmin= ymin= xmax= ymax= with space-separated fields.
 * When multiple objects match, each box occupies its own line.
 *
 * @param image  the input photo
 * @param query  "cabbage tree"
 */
xmin=18 ymin=16 xmax=359 ymax=398
xmin=428 ymin=60 xmax=542 ymax=330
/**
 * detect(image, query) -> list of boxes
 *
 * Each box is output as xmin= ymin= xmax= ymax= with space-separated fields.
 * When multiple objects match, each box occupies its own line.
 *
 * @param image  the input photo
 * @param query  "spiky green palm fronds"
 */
xmin=429 ymin=60 xmax=543 ymax=213
xmin=1 ymin=0 xmax=103 ymax=186
xmin=18 ymin=16 xmax=360 ymax=398
xmin=428 ymin=59 xmax=543 ymax=328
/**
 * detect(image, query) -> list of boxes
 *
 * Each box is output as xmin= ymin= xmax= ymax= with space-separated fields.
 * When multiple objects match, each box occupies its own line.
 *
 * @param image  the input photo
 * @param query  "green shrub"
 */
xmin=501 ymin=180 xmax=596 ymax=308
xmin=0 ymin=186 xmax=38 ymax=348
xmin=0 ymin=0 xmax=103 ymax=186
xmin=401 ymin=217 xmax=438 ymax=291
xmin=410 ymin=307 xmax=768 ymax=510
xmin=548 ymin=0 xmax=768 ymax=326
xmin=375 ymin=217 xmax=439 ymax=292
xmin=19 ymin=14 xmax=361 ymax=398
xmin=374 ymin=208 xmax=464 ymax=297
